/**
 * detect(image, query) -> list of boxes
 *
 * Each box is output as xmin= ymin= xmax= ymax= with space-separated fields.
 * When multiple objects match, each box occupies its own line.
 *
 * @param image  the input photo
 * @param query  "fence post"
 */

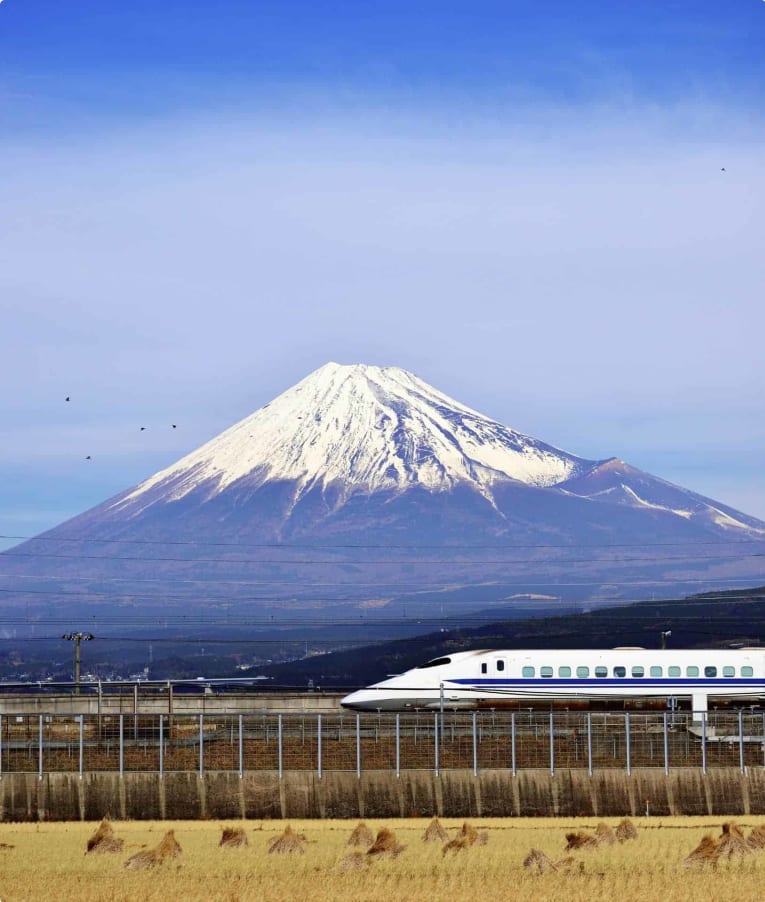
xmin=199 ymin=714 xmax=204 ymax=778
xmin=434 ymin=712 xmax=439 ymax=777
xmin=739 ymin=710 xmax=745 ymax=774
xmin=472 ymin=711 xmax=478 ymax=777
xmin=549 ymin=711 xmax=555 ymax=777
xmin=625 ymin=713 xmax=631 ymax=776
xmin=119 ymin=714 xmax=124 ymax=779
xmin=511 ymin=712 xmax=517 ymax=776
xmin=356 ymin=714 xmax=361 ymax=779
xmin=38 ymin=715 xmax=44 ymax=780
xmin=317 ymin=714 xmax=322 ymax=780
xmin=79 ymin=715 xmax=84 ymax=779
xmin=395 ymin=713 xmax=400 ymax=779
xmin=0 ymin=713 xmax=3 ymax=780
xmin=278 ymin=714 xmax=283 ymax=780
xmin=701 ymin=712 xmax=707 ymax=775
xmin=587 ymin=713 xmax=593 ymax=776
xmin=663 ymin=712 xmax=669 ymax=775
xmin=159 ymin=715 xmax=164 ymax=780
xmin=238 ymin=715 xmax=244 ymax=778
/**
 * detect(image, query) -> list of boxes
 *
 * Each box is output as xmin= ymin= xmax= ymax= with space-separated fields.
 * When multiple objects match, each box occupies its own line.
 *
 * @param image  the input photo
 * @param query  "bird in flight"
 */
xmin=65 ymin=396 xmax=70 ymax=402
xmin=140 ymin=426 xmax=146 ymax=431
xmin=172 ymin=424 xmax=177 ymax=429
xmin=721 ymin=167 xmax=726 ymax=172
xmin=85 ymin=455 xmax=92 ymax=460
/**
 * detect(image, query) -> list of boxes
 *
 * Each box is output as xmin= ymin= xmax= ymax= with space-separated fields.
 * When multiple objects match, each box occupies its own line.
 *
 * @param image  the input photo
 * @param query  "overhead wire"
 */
xmin=2 ymin=549 xmax=762 ymax=565
xmin=2 ymin=533 xmax=763 ymax=549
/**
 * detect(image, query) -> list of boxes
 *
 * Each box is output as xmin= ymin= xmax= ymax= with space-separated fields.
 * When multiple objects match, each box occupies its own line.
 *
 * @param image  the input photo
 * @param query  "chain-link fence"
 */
xmin=1 ymin=710 xmax=763 ymax=776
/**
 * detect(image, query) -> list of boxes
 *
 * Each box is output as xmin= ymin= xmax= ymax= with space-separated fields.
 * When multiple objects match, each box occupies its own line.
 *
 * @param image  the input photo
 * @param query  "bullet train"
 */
xmin=340 ymin=648 xmax=765 ymax=714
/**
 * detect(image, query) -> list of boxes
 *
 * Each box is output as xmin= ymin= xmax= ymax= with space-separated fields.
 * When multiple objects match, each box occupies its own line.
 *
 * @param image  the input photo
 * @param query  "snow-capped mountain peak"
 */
xmin=117 ymin=362 xmax=587 ymax=510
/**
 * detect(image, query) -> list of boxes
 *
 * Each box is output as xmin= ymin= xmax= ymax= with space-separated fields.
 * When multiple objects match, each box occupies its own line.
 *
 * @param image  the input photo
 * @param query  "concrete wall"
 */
xmin=3 ymin=767 xmax=765 ymax=822
xmin=0 ymin=693 xmax=345 ymax=716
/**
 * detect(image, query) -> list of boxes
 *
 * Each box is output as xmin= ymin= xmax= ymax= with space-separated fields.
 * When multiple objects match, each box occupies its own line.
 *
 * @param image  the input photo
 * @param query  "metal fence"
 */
xmin=2 ymin=710 xmax=764 ymax=777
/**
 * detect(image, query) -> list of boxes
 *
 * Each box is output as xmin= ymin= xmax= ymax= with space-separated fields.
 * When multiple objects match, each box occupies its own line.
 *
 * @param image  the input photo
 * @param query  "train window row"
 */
xmin=497 ymin=664 xmax=756 ymax=679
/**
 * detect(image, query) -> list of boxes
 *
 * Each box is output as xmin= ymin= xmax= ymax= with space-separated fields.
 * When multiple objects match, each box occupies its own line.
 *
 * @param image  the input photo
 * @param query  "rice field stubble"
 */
xmin=0 ymin=817 xmax=764 ymax=901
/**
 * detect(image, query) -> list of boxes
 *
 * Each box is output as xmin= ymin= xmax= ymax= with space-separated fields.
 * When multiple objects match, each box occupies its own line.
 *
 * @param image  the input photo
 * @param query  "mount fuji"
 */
xmin=3 ymin=363 xmax=764 ymax=632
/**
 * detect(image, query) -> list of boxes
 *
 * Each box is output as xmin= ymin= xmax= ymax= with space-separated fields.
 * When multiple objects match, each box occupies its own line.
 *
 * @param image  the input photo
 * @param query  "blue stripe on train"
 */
xmin=447 ymin=678 xmax=764 ymax=688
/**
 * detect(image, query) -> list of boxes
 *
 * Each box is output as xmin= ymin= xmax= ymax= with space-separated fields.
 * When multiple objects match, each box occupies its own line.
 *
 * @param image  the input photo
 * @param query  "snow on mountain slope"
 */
xmin=115 ymin=363 xmax=590 ymax=512
xmin=559 ymin=458 xmax=765 ymax=534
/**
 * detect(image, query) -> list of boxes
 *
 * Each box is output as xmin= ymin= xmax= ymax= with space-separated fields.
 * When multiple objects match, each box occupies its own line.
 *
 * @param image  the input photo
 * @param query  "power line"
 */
xmin=2 ymin=549 xmax=762 ymax=566
xmin=0 ymin=592 xmax=763 ymax=627
xmin=0 ymin=577 xmax=763 ymax=605
xmin=2 ymin=533 xmax=763 ymax=550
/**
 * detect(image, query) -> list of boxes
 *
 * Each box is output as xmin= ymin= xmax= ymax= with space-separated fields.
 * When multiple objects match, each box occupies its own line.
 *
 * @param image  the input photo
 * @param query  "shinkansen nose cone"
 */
xmin=340 ymin=688 xmax=391 ymax=711
xmin=341 ymin=675 xmax=438 ymax=711
xmin=341 ymin=655 xmax=463 ymax=711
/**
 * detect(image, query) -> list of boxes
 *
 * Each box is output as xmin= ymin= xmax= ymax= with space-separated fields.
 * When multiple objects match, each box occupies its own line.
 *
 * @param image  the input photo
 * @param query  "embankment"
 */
xmin=2 ymin=767 xmax=765 ymax=821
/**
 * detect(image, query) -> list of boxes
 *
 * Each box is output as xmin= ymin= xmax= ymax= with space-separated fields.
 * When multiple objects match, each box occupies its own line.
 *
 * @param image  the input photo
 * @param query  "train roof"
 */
xmin=419 ymin=647 xmax=761 ymax=664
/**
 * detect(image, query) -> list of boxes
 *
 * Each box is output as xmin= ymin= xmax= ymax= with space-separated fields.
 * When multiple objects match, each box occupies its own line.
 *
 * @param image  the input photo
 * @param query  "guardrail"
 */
xmin=1 ymin=710 xmax=763 ymax=777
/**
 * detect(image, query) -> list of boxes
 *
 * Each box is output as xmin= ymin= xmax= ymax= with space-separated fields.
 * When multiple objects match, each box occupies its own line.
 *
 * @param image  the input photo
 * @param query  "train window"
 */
xmin=417 ymin=657 xmax=452 ymax=669
xmin=540 ymin=666 xmax=553 ymax=678
xmin=595 ymin=666 xmax=607 ymax=678
xmin=650 ymin=666 xmax=663 ymax=677
xmin=558 ymin=666 xmax=571 ymax=678
xmin=481 ymin=663 xmax=487 ymax=674
xmin=522 ymin=666 xmax=535 ymax=677
xmin=577 ymin=666 xmax=590 ymax=678
xmin=704 ymin=666 xmax=717 ymax=678
xmin=742 ymin=666 xmax=754 ymax=677
xmin=496 ymin=660 xmax=505 ymax=672
xmin=614 ymin=666 xmax=626 ymax=678
xmin=686 ymin=666 xmax=699 ymax=677
xmin=723 ymin=666 xmax=735 ymax=678
xmin=631 ymin=666 xmax=644 ymax=678
xmin=668 ymin=666 xmax=680 ymax=677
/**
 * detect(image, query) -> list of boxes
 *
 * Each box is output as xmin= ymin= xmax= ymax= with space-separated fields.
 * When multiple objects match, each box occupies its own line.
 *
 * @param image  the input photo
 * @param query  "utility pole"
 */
xmin=62 ymin=632 xmax=94 ymax=694
xmin=661 ymin=630 xmax=672 ymax=650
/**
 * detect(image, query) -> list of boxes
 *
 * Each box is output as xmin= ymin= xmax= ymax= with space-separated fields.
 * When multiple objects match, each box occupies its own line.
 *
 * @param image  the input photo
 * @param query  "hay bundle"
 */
xmin=565 ymin=831 xmax=598 ymax=851
xmin=124 ymin=830 xmax=182 ymax=870
xmin=156 ymin=830 xmax=182 ymax=859
xmin=267 ymin=825 xmax=305 ymax=855
xmin=337 ymin=850 xmax=371 ymax=873
xmin=717 ymin=821 xmax=751 ymax=859
xmin=474 ymin=829 xmax=489 ymax=846
xmin=367 ymin=827 xmax=405 ymax=859
xmin=347 ymin=821 xmax=374 ymax=847
xmin=456 ymin=822 xmax=478 ymax=845
xmin=86 ymin=818 xmax=124 ymax=855
xmin=422 ymin=817 xmax=449 ymax=843
xmin=683 ymin=834 xmax=720 ymax=868
xmin=219 ymin=826 xmax=248 ymax=848
xmin=594 ymin=822 xmax=616 ymax=846
xmin=615 ymin=818 xmax=638 ymax=842
xmin=748 ymin=825 xmax=765 ymax=849
xmin=442 ymin=835 xmax=472 ymax=855
xmin=523 ymin=848 xmax=557 ymax=873
xmin=443 ymin=821 xmax=480 ymax=854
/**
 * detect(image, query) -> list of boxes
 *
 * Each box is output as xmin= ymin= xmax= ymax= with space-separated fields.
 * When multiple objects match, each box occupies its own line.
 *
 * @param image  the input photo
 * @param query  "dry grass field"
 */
xmin=0 ymin=816 xmax=765 ymax=901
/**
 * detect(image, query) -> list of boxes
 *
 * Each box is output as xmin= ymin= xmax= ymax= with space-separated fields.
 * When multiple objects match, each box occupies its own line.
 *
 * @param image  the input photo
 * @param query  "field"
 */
xmin=1 ymin=816 xmax=765 ymax=901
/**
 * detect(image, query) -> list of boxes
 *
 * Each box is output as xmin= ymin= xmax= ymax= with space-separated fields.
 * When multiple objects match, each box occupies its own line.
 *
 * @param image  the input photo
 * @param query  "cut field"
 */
xmin=0 ymin=816 xmax=764 ymax=902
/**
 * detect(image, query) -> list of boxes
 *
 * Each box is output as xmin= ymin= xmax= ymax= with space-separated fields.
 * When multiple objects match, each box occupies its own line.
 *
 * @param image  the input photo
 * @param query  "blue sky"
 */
xmin=1 ymin=0 xmax=764 ymax=549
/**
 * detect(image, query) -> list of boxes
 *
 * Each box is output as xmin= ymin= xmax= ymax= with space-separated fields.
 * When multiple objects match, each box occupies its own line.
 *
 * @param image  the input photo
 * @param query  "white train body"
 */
xmin=340 ymin=648 xmax=765 ymax=714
